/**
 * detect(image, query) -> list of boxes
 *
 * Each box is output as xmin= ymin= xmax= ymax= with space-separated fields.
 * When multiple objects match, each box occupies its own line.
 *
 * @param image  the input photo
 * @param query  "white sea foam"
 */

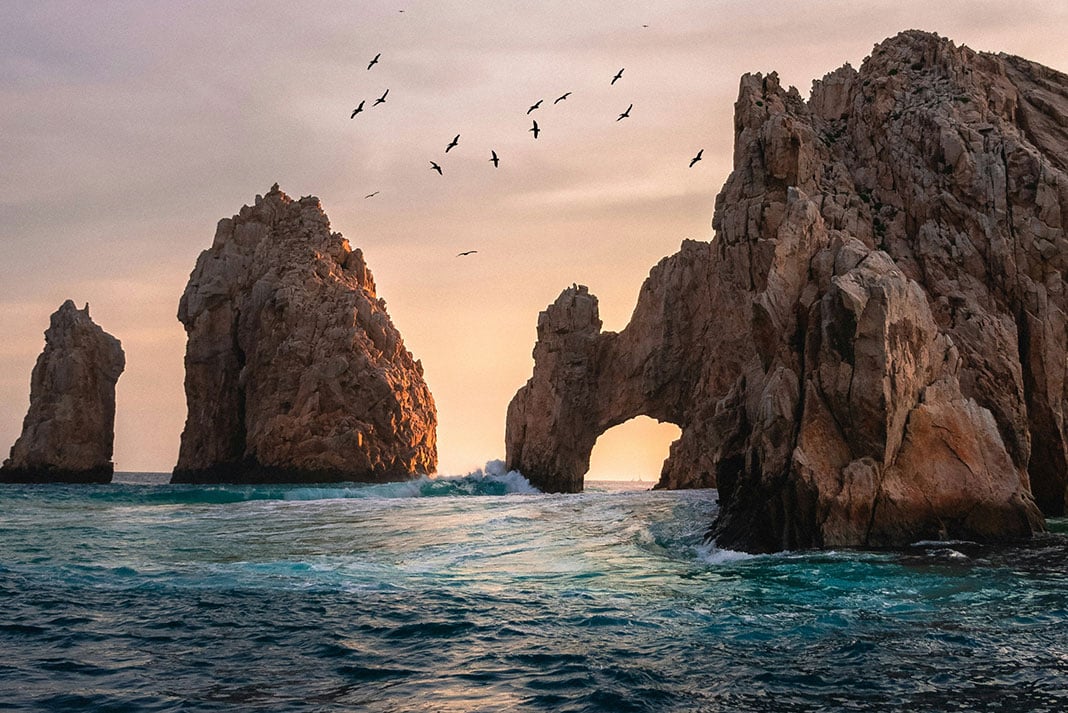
xmin=695 ymin=541 xmax=757 ymax=565
xmin=910 ymin=539 xmax=979 ymax=547
xmin=464 ymin=459 xmax=541 ymax=494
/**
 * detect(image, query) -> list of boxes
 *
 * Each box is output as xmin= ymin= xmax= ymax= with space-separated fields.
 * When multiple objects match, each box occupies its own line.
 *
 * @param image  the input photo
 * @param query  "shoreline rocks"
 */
xmin=1 ymin=301 xmax=125 ymax=484
xmin=172 ymin=185 xmax=436 ymax=484
xmin=506 ymin=30 xmax=1065 ymax=551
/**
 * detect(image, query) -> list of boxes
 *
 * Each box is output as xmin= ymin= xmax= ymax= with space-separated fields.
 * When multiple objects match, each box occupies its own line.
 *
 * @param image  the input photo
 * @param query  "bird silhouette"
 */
xmin=430 ymin=161 xmax=443 ymax=175
xmin=617 ymin=103 xmax=632 ymax=121
xmin=445 ymin=134 xmax=460 ymax=153
xmin=611 ymin=68 xmax=624 ymax=85
xmin=456 ymin=250 xmax=478 ymax=257
xmin=554 ymin=92 xmax=571 ymax=104
xmin=367 ymin=53 xmax=381 ymax=70
xmin=529 ymin=119 xmax=540 ymax=139
xmin=527 ymin=99 xmax=543 ymax=114
xmin=490 ymin=150 xmax=499 ymax=168
xmin=350 ymin=100 xmax=365 ymax=118
xmin=373 ymin=88 xmax=389 ymax=106
xmin=689 ymin=149 xmax=703 ymax=168
xmin=365 ymin=191 xmax=380 ymax=198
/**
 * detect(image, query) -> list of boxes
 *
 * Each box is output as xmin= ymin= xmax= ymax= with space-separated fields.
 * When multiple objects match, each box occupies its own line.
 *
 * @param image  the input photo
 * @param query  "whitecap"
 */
xmin=695 ymin=541 xmax=757 ymax=564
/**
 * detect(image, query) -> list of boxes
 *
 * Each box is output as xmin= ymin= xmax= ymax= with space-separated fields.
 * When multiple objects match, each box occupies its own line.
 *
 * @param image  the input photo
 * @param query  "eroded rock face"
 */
xmin=506 ymin=31 xmax=1067 ymax=550
xmin=173 ymin=185 xmax=436 ymax=483
xmin=1 ymin=301 xmax=125 ymax=483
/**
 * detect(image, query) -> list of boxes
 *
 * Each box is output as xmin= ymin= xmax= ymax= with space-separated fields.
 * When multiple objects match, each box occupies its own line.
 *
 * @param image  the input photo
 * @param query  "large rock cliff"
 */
xmin=506 ymin=31 xmax=1068 ymax=551
xmin=173 ymin=185 xmax=436 ymax=483
xmin=1 ymin=301 xmax=125 ymax=483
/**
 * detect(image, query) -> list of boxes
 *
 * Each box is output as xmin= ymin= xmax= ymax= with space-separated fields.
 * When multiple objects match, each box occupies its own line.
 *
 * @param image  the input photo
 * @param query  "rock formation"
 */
xmin=1 ymin=301 xmax=125 ymax=483
xmin=173 ymin=185 xmax=436 ymax=483
xmin=506 ymin=30 xmax=1068 ymax=551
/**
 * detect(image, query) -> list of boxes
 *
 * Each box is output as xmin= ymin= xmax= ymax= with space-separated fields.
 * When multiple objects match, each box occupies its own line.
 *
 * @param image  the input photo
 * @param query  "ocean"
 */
xmin=1 ymin=465 xmax=1067 ymax=712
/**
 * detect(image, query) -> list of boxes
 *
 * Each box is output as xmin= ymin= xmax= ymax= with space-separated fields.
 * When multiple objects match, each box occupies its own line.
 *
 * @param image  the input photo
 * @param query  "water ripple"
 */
xmin=1 ymin=478 xmax=1067 ymax=711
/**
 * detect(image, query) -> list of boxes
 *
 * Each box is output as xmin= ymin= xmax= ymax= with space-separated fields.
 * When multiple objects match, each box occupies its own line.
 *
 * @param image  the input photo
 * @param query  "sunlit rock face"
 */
xmin=1 ymin=301 xmax=125 ymax=483
xmin=507 ymin=30 xmax=1068 ymax=551
xmin=173 ymin=185 xmax=436 ymax=483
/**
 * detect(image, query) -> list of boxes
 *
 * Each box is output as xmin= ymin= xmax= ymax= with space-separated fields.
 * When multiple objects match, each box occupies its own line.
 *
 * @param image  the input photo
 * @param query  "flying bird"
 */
xmin=367 ymin=53 xmax=381 ymax=70
xmin=365 ymin=191 xmax=380 ymax=198
xmin=527 ymin=99 xmax=543 ymax=114
xmin=373 ymin=88 xmax=389 ymax=106
xmin=430 ymin=161 xmax=443 ymax=175
xmin=554 ymin=92 xmax=571 ymax=104
xmin=611 ymin=68 xmax=624 ymax=85
xmin=529 ymin=119 xmax=540 ymax=139
xmin=490 ymin=150 xmax=499 ymax=168
xmin=456 ymin=250 xmax=478 ymax=257
xmin=350 ymin=100 xmax=365 ymax=118
xmin=617 ymin=103 xmax=632 ymax=121
xmin=445 ymin=134 xmax=460 ymax=153
xmin=689 ymin=149 xmax=703 ymax=168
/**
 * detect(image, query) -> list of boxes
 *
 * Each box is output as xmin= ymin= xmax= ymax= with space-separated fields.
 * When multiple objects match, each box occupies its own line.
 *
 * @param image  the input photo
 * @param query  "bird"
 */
xmin=350 ymin=100 xmax=365 ymax=118
xmin=527 ymin=99 xmax=543 ymax=114
xmin=611 ymin=68 xmax=624 ymax=85
xmin=373 ymin=88 xmax=389 ymax=106
xmin=490 ymin=150 xmax=499 ymax=168
xmin=554 ymin=92 xmax=571 ymax=104
xmin=689 ymin=149 xmax=703 ymax=168
xmin=617 ymin=103 xmax=632 ymax=121
xmin=365 ymin=191 xmax=380 ymax=198
xmin=456 ymin=250 xmax=478 ymax=257
xmin=529 ymin=119 xmax=540 ymax=139
xmin=445 ymin=134 xmax=460 ymax=153
xmin=367 ymin=53 xmax=381 ymax=70
xmin=430 ymin=161 xmax=443 ymax=175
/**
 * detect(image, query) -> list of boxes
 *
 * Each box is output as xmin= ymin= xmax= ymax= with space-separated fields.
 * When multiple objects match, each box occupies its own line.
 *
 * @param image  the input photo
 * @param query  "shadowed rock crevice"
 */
xmin=1 ymin=301 xmax=125 ymax=484
xmin=173 ymin=185 xmax=436 ymax=484
xmin=506 ymin=31 xmax=1067 ymax=550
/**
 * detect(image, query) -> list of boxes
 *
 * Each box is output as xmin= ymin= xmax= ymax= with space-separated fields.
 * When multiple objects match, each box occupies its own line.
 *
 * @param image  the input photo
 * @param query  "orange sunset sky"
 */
xmin=2 ymin=1 xmax=1066 ymax=479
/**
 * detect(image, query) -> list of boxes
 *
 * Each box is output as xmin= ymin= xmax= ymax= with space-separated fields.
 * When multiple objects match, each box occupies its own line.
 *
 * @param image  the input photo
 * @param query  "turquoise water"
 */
xmin=2 ymin=467 xmax=1067 ymax=712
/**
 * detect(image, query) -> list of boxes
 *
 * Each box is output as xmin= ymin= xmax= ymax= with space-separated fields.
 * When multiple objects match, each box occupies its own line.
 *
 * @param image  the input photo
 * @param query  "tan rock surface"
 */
xmin=1 ymin=301 xmax=125 ymax=483
xmin=506 ymin=31 xmax=1065 ymax=550
xmin=173 ymin=185 xmax=436 ymax=483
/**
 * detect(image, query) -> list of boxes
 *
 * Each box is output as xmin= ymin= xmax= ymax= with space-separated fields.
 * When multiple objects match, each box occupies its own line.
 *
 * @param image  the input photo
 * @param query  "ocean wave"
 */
xmin=86 ymin=461 xmax=540 ymax=505
xmin=695 ymin=541 xmax=757 ymax=565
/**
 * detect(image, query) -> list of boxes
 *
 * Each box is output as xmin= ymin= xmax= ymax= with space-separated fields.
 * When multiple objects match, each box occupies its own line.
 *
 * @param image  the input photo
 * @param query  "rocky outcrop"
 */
xmin=506 ymin=30 xmax=1068 ymax=551
xmin=1 ymin=301 xmax=125 ymax=483
xmin=173 ymin=185 xmax=436 ymax=483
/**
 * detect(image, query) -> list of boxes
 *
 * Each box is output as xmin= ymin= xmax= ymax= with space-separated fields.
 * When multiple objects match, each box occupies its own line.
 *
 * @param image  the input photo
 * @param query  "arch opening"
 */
xmin=586 ymin=416 xmax=682 ymax=485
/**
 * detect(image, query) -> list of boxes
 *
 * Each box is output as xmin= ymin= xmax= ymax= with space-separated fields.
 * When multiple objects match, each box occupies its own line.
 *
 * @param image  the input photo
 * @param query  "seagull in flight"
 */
xmin=367 ymin=53 xmax=381 ymax=70
xmin=527 ymin=99 xmax=543 ymax=114
xmin=456 ymin=250 xmax=478 ymax=257
xmin=365 ymin=191 xmax=380 ymax=198
xmin=554 ymin=92 xmax=571 ymax=104
xmin=617 ymin=103 xmax=632 ymax=121
xmin=529 ymin=119 xmax=540 ymax=139
xmin=490 ymin=150 xmax=499 ymax=168
xmin=611 ymin=68 xmax=624 ymax=85
xmin=445 ymin=134 xmax=460 ymax=153
xmin=350 ymin=100 xmax=365 ymax=118
xmin=689 ymin=149 xmax=703 ymax=168
xmin=429 ymin=161 xmax=443 ymax=175
xmin=373 ymin=89 xmax=389 ymax=106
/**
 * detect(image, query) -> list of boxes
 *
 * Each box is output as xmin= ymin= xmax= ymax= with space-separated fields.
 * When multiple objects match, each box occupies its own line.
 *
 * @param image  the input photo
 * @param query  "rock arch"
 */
xmin=506 ymin=31 xmax=1067 ymax=551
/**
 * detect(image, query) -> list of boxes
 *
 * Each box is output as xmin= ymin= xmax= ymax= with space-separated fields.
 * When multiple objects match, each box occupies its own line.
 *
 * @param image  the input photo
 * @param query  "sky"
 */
xmin=2 ymin=1 xmax=1067 ymax=480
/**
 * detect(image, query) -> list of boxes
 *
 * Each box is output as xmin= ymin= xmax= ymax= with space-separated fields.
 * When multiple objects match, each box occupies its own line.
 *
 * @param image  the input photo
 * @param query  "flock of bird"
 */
xmin=347 ymin=39 xmax=704 ymax=257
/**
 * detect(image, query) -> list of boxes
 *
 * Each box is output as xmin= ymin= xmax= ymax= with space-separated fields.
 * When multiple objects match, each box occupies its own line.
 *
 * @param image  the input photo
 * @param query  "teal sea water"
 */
xmin=2 ymin=466 xmax=1067 ymax=712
